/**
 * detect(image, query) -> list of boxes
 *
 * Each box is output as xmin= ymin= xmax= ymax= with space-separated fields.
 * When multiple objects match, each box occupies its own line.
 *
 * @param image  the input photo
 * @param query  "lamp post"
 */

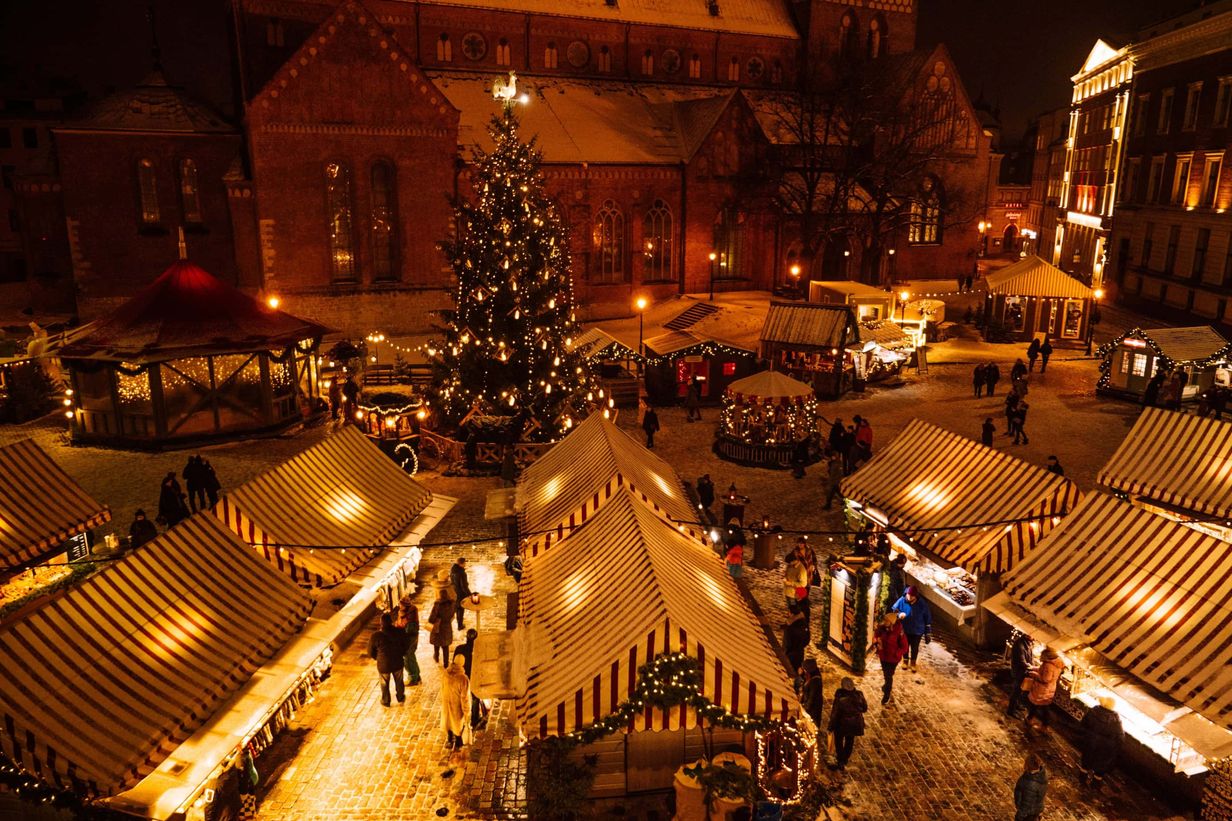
xmin=898 ymin=290 xmax=910 ymax=325
xmin=708 ymin=251 xmax=717 ymax=301
xmin=1085 ymin=287 xmax=1104 ymax=356
xmin=366 ymin=332 xmax=385 ymax=365
xmin=635 ymin=296 xmax=649 ymax=373
xmin=789 ymin=264 xmax=801 ymax=298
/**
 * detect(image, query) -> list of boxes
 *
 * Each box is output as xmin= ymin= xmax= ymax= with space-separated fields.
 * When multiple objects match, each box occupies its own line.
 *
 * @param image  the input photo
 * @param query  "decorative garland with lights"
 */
xmin=719 ymin=390 xmax=820 ymax=447
xmin=0 ymin=752 xmax=103 ymax=815
xmin=1096 ymin=327 xmax=1232 ymax=391
xmin=640 ymin=341 xmax=758 ymax=368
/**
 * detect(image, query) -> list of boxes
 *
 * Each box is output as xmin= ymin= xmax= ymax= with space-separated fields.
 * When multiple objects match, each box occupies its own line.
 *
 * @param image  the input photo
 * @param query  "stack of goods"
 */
xmin=1203 ymin=759 xmax=1232 ymax=821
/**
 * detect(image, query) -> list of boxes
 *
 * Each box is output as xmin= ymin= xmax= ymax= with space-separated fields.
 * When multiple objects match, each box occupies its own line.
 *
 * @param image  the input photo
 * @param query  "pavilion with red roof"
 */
xmin=60 ymin=255 xmax=330 ymax=447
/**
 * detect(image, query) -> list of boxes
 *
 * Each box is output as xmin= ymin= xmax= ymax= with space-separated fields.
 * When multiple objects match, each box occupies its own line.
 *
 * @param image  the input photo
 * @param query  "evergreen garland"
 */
xmin=851 ymin=570 xmax=871 ymax=674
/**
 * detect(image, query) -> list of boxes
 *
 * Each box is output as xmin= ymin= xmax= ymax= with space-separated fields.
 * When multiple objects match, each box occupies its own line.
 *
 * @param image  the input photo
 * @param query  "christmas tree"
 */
xmin=427 ymin=79 xmax=598 ymax=440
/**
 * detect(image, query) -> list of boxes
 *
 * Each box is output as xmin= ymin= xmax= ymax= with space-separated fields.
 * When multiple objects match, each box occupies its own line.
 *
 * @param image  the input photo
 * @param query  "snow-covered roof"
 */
xmin=416 ymin=0 xmax=800 ymax=39
xmin=61 ymin=70 xmax=233 ymax=134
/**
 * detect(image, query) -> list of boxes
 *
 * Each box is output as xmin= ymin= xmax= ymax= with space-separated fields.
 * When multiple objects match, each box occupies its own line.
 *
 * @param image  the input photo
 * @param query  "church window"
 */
xmin=179 ymin=159 xmax=202 ymax=224
xmin=747 ymin=56 xmax=764 ymax=80
xmin=436 ymin=33 xmax=452 ymax=62
xmin=545 ymin=42 xmax=558 ymax=69
xmin=137 ymin=158 xmax=160 ymax=225
xmin=908 ymin=178 xmax=942 ymax=245
xmin=642 ymin=200 xmax=674 ymax=281
xmin=598 ymin=46 xmax=611 ymax=73
xmin=727 ymin=56 xmax=740 ymax=82
xmin=496 ymin=38 xmax=511 ymax=66
xmin=868 ymin=16 xmax=885 ymax=59
xmin=713 ymin=207 xmax=745 ymax=279
xmin=840 ymin=12 xmax=859 ymax=60
xmin=689 ymin=53 xmax=701 ymax=79
xmin=265 ymin=18 xmax=284 ymax=47
xmin=370 ymin=161 xmax=397 ymax=281
xmin=593 ymin=200 xmax=624 ymax=283
xmin=325 ymin=161 xmax=356 ymax=281
xmin=641 ymin=50 xmax=654 ymax=76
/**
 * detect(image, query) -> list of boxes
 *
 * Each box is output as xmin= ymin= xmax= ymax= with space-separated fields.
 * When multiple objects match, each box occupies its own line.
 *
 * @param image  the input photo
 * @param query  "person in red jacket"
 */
xmin=871 ymin=612 xmax=909 ymax=706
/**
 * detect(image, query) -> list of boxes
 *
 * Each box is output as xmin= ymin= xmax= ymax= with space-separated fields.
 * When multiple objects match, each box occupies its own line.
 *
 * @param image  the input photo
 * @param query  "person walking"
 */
xmin=441 ymin=655 xmax=472 ymax=751
xmin=202 ymin=459 xmax=221 ymax=507
xmin=828 ymin=417 xmax=846 ymax=453
xmin=1079 ymin=696 xmax=1124 ymax=787
xmin=1142 ymin=369 xmax=1166 ymax=407
xmin=685 ymin=378 xmax=702 ymax=422
xmin=367 ymin=612 xmax=409 ymax=707
xmin=724 ymin=539 xmax=744 ymax=579
xmin=158 ymin=471 xmax=188 ymax=528
xmin=128 ymin=509 xmax=159 ymax=549
xmin=427 ymin=571 xmax=457 ymax=666
xmin=1026 ymin=338 xmax=1040 ymax=372
xmin=981 ymin=417 xmax=996 ymax=447
xmin=791 ymin=437 xmax=810 ymax=479
xmin=783 ymin=554 xmax=810 ymax=614
xmin=642 ymin=405 xmax=660 ymax=448
xmin=799 ymin=658 xmax=824 ymax=728
xmin=341 ymin=375 xmax=360 ymax=421
xmin=890 ymin=587 xmax=932 ymax=671
xmin=792 ymin=538 xmax=820 ymax=596
xmin=839 ymin=423 xmax=857 ymax=475
xmin=1004 ymin=393 xmax=1019 ymax=437
xmin=183 ymin=456 xmax=207 ymax=512
xmin=453 ymin=628 xmax=486 ymax=727
xmin=824 ymin=451 xmax=845 ymax=509
xmin=1024 ymin=647 xmax=1066 ymax=731
xmin=871 ymin=612 xmax=908 ymax=705
xmin=973 ymin=363 xmax=986 ymax=398
xmin=1014 ymin=753 xmax=1048 ymax=821
xmin=985 ymin=362 xmax=1001 ymax=396
xmin=782 ymin=602 xmax=809 ymax=679
xmin=1012 ymin=401 xmax=1030 ymax=445
xmin=328 ymin=378 xmax=343 ymax=420
xmin=395 ymin=599 xmax=421 ymax=687
xmin=1045 ymin=455 xmax=1064 ymax=475
xmin=1006 ymin=632 xmax=1034 ymax=717
xmin=1039 ymin=339 xmax=1053 ymax=373
xmin=886 ymin=554 xmax=907 ymax=604
xmin=450 ymin=557 xmax=471 ymax=630
xmin=1011 ymin=358 xmax=1028 ymax=382
xmin=827 ymin=678 xmax=868 ymax=771
xmin=853 ymin=417 xmax=873 ymax=467
xmin=696 ymin=473 xmax=715 ymax=516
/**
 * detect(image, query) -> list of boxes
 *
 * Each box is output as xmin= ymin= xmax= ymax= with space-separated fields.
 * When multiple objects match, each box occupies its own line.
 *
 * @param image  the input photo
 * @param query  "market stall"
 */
xmin=714 ymin=369 xmax=819 ymax=468
xmin=760 ymin=302 xmax=861 ymax=399
xmin=808 ymin=280 xmax=896 ymax=322
xmin=1097 ymin=326 xmax=1231 ymax=403
xmin=982 ymin=255 xmax=1093 ymax=344
xmin=853 ymin=320 xmax=913 ymax=382
xmin=839 ymin=419 xmax=1079 ymax=647
xmin=566 ymin=327 xmax=641 ymax=408
xmin=215 ymin=426 xmax=433 ymax=586
xmin=984 ymin=492 xmax=1232 ymax=785
xmin=0 ymin=438 xmax=110 ymax=573
xmin=641 ymin=330 xmax=758 ymax=407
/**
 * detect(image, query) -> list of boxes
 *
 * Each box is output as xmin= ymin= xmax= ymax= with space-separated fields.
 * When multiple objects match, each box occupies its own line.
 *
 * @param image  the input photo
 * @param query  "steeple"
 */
xmin=147 ymin=3 xmax=163 ymax=73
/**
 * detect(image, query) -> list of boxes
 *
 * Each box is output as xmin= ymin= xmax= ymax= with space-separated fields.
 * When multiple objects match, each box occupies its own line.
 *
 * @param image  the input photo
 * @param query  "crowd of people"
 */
xmin=127 ymin=454 xmax=225 ymax=549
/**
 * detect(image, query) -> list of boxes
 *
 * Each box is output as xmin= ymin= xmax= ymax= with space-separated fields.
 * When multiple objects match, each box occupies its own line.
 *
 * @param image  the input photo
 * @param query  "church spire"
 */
xmin=147 ymin=3 xmax=163 ymax=73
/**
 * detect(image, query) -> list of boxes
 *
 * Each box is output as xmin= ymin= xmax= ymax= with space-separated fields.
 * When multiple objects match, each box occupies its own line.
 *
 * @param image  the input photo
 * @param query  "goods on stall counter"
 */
xmin=909 ymin=563 xmax=976 ymax=607
xmin=243 ymin=662 xmax=330 ymax=759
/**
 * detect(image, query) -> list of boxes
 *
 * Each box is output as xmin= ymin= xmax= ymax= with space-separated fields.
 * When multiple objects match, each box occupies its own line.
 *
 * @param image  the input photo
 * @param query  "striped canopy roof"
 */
xmin=215 ymin=426 xmax=431 ymax=586
xmin=840 ymin=420 xmax=1080 ymax=573
xmin=517 ymin=489 xmax=800 ymax=739
xmin=984 ymin=255 xmax=1093 ymax=299
xmin=1097 ymin=407 xmax=1232 ymax=520
xmin=0 ymin=439 xmax=110 ymax=570
xmin=0 ymin=514 xmax=311 ymax=795
xmin=997 ymin=492 xmax=1232 ymax=734
xmin=516 ymin=413 xmax=696 ymax=558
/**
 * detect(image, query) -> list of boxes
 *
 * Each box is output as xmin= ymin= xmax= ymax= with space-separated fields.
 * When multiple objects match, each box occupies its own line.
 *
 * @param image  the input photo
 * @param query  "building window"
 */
xmin=770 ymin=60 xmax=783 ymax=84
xmin=178 ymin=159 xmax=202 ymax=224
xmin=265 ymin=18 xmax=285 ymax=47
xmin=1215 ymin=77 xmax=1232 ymax=127
xmin=1147 ymin=156 xmax=1165 ymax=203
xmin=867 ymin=16 xmax=884 ymax=59
xmin=727 ymin=56 xmax=740 ymax=82
xmin=1183 ymin=82 xmax=1203 ymax=131
xmin=545 ymin=42 xmax=558 ymax=69
xmin=1202 ymin=154 xmax=1223 ymax=208
xmin=839 ymin=12 xmax=859 ymax=60
xmin=325 ymin=161 xmax=356 ymax=282
xmin=598 ymin=45 xmax=611 ymax=73
xmin=1193 ymin=228 xmax=1210 ymax=281
xmin=1223 ymin=232 xmax=1232 ymax=286
xmin=370 ymin=161 xmax=397 ymax=281
xmin=641 ymin=49 xmax=654 ymax=76
xmin=688 ymin=53 xmax=701 ymax=79
xmin=908 ymin=178 xmax=942 ymax=245
xmin=713 ymin=207 xmax=745 ymax=280
xmin=436 ymin=33 xmax=452 ymax=62
xmin=592 ymin=200 xmax=624 ymax=283
xmin=1172 ymin=155 xmax=1192 ymax=205
xmin=1142 ymin=222 xmax=1155 ymax=270
xmin=21 ymin=128 xmax=37 ymax=149
xmin=1122 ymin=158 xmax=1141 ymax=203
xmin=137 ymin=158 xmax=160 ymax=225
xmin=496 ymin=38 xmax=511 ymax=66
xmin=642 ymin=199 xmax=674 ymax=281
xmin=1164 ymin=225 xmax=1180 ymax=275
xmin=1158 ymin=88 xmax=1174 ymax=134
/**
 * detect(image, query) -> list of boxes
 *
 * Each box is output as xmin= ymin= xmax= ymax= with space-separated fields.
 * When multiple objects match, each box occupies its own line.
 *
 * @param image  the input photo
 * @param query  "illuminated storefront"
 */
xmin=982 ymin=255 xmax=1094 ymax=344
xmin=1098 ymin=326 xmax=1231 ymax=403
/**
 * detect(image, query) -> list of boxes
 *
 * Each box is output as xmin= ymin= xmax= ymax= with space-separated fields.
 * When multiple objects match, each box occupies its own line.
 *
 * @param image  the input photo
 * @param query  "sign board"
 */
xmin=63 ymin=531 xmax=91 ymax=563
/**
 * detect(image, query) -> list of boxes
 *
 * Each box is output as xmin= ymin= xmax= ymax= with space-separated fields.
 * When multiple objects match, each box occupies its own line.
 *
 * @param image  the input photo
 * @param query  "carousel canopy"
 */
xmin=984 ymin=255 xmax=1093 ymax=299
xmin=726 ymin=369 xmax=813 ymax=400
xmin=59 ymin=260 xmax=330 ymax=364
xmin=517 ymin=488 xmax=800 ymax=739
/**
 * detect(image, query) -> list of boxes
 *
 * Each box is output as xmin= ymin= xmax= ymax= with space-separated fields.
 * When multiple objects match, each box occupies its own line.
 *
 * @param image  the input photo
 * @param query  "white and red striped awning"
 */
xmin=1097 ymin=407 xmax=1232 ymax=521
xmin=0 ymin=514 xmax=311 ymax=796
xmin=0 ymin=439 xmax=110 ymax=570
xmin=840 ymin=420 xmax=1079 ymax=573
xmin=215 ymin=426 xmax=431 ymax=586
xmin=517 ymin=489 xmax=800 ymax=739
xmin=516 ymin=413 xmax=697 ymax=558
xmin=995 ymin=492 xmax=1232 ymax=735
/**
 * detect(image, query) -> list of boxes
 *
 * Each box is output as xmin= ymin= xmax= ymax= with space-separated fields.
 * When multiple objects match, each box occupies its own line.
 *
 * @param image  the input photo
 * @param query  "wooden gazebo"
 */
xmin=60 ymin=257 xmax=329 ymax=448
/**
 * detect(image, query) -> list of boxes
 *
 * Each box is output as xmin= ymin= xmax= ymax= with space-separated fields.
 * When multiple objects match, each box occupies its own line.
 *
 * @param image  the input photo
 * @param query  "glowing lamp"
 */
xmin=355 ymin=410 xmax=365 ymax=420
xmin=635 ymin=296 xmax=648 ymax=312
xmin=1093 ymin=288 xmax=1105 ymax=300
xmin=709 ymin=252 xmax=717 ymax=261
xmin=898 ymin=290 xmax=910 ymax=302
xmin=266 ymin=295 xmax=281 ymax=309
xmin=789 ymin=264 xmax=801 ymax=278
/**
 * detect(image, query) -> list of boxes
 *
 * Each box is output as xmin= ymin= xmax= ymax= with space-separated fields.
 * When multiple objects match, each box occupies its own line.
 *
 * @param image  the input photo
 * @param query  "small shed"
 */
xmin=60 ymin=257 xmax=329 ymax=448
xmin=759 ymin=302 xmax=861 ymax=398
xmin=983 ymin=256 xmax=1093 ymax=344
xmin=808 ymin=280 xmax=895 ymax=322
xmin=566 ymin=327 xmax=640 ymax=407
xmin=1098 ymin=326 xmax=1231 ymax=402
xmin=641 ymin=330 xmax=758 ymax=406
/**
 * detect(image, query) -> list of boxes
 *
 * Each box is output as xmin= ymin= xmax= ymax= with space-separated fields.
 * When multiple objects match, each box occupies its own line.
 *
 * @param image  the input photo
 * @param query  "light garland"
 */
xmin=642 ymin=341 xmax=757 ymax=368
xmin=719 ymin=391 xmax=820 ymax=446
xmin=1096 ymin=327 xmax=1232 ymax=390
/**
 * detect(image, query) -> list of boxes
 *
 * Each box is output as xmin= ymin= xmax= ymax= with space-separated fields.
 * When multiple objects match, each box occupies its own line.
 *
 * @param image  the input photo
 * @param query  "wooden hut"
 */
xmin=1098 ymin=326 xmax=1231 ymax=403
xmin=759 ymin=302 xmax=861 ymax=399
xmin=982 ymin=256 xmax=1094 ymax=344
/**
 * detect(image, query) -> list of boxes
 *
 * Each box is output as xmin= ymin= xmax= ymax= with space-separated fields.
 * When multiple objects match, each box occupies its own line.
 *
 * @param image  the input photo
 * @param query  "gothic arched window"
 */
xmin=642 ymin=199 xmax=674 ymax=281
xmin=593 ymin=200 xmax=624 ymax=282
xmin=325 ymin=161 xmax=356 ymax=281
xmin=908 ymin=177 xmax=943 ymax=245
xmin=137 ymin=158 xmax=160 ymax=225
xmin=868 ymin=16 xmax=886 ymax=59
xmin=370 ymin=160 xmax=397 ymax=281
xmin=178 ymin=159 xmax=202 ymax=224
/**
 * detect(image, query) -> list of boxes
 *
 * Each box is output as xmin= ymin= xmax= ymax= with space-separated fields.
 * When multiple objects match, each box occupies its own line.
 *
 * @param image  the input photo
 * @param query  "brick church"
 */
xmin=17 ymin=0 xmax=995 ymax=333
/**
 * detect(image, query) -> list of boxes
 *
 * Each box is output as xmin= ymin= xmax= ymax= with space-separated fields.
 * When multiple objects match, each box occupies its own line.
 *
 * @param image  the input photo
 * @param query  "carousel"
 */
xmin=714 ymin=370 xmax=820 ymax=469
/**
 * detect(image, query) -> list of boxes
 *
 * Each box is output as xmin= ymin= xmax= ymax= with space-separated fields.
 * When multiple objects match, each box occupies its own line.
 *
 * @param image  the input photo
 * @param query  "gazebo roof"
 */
xmin=60 ymin=260 xmax=330 ymax=363
xmin=726 ymin=369 xmax=813 ymax=400
xmin=984 ymin=256 xmax=1093 ymax=299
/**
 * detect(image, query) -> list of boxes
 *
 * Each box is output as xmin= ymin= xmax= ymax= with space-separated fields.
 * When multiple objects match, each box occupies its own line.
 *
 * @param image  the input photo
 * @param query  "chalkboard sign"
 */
xmin=63 ymin=531 xmax=91 ymax=563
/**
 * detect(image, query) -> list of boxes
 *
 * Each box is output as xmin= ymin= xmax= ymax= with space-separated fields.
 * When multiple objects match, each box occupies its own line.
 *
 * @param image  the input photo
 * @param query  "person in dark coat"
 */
xmin=1007 ymin=632 xmax=1034 ymax=717
xmin=158 ymin=472 xmax=188 ymax=528
xmin=1011 ymin=358 xmax=1028 ymax=383
xmin=824 ymin=451 xmax=845 ymax=509
xmin=791 ymin=437 xmax=810 ymax=479
xmin=1014 ymin=752 xmax=1047 ymax=821
xmin=1079 ymin=696 xmax=1124 ymax=786
xmin=128 ymin=509 xmax=159 ymax=549
xmin=395 ymin=599 xmax=421 ymax=686
xmin=183 ymin=456 xmax=207 ymax=512
xmin=1004 ymin=393 xmax=1020 ymax=437
xmin=827 ymin=677 xmax=868 ymax=770
xmin=368 ymin=612 xmax=409 ymax=707
xmin=328 ymin=378 xmax=343 ymax=420
xmin=685 ymin=378 xmax=702 ymax=422
xmin=1045 ymin=455 xmax=1064 ymax=475
xmin=839 ymin=424 xmax=857 ymax=475
xmin=1026 ymin=338 xmax=1041 ymax=371
xmin=696 ymin=473 xmax=715 ymax=515
xmin=981 ymin=417 xmax=996 ymax=447
xmin=799 ymin=658 xmax=824 ymax=728
xmin=886 ymin=554 xmax=907 ymax=605
xmin=782 ymin=602 xmax=809 ymax=678
xmin=341 ymin=375 xmax=360 ymax=421
xmin=427 ymin=574 xmax=457 ymax=666
xmin=450 ymin=557 xmax=471 ymax=630
xmin=1012 ymin=401 xmax=1030 ymax=445
xmin=828 ymin=418 xmax=845 ymax=453
xmin=1142 ymin=369 xmax=1167 ymax=407
xmin=642 ymin=406 xmax=660 ymax=448
xmin=1039 ymin=339 xmax=1053 ymax=372
xmin=202 ymin=459 xmax=221 ymax=507
xmin=985 ymin=363 xmax=1001 ymax=396
xmin=973 ymin=363 xmax=986 ymax=398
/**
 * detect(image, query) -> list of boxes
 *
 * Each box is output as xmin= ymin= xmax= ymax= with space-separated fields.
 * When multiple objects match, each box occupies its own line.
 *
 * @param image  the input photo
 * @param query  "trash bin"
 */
xmin=721 ymin=493 xmax=750 ymax=526
xmin=749 ymin=521 xmax=782 ymax=569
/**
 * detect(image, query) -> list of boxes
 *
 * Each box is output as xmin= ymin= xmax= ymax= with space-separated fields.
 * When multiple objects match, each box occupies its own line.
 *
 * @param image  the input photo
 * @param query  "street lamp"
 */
xmin=366 ymin=332 xmax=386 ymax=364
xmin=635 ymin=296 xmax=649 ymax=372
xmin=898 ymin=290 xmax=910 ymax=325
xmin=789 ymin=264 xmax=801 ymax=297
xmin=1085 ymin=287 xmax=1104 ymax=356
xmin=708 ymin=251 xmax=717 ymax=301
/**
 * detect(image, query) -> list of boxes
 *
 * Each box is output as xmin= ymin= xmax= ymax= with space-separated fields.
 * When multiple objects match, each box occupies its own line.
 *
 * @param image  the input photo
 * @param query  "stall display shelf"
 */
xmin=906 ymin=566 xmax=976 ymax=623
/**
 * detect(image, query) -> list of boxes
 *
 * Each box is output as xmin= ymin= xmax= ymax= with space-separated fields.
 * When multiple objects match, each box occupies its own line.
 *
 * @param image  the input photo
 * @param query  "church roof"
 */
xmin=415 ymin=0 xmax=799 ymax=39
xmin=64 ymin=69 xmax=234 ymax=134
xmin=60 ymin=259 xmax=329 ymax=363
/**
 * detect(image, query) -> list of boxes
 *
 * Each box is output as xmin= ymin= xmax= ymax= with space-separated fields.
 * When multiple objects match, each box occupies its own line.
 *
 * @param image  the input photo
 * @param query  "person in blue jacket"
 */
xmin=891 ymin=586 xmax=932 ymax=671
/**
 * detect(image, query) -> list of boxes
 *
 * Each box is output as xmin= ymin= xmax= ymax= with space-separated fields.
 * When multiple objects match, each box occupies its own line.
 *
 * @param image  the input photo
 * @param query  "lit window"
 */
xmin=1130 ymin=352 xmax=1147 ymax=377
xmin=642 ymin=199 xmax=673 ymax=281
xmin=496 ymin=38 xmax=511 ymax=66
xmin=370 ymin=161 xmax=397 ymax=281
xmin=1215 ymin=78 xmax=1232 ymax=127
xmin=839 ymin=12 xmax=859 ymax=60
xmin=598 ymin=46 xmax=611 ymax=73
xmin=1183 ymin=82 xmax=1203 ymax=131
xmin=908 ymin=178 xmax=942 ymax=245
xmin=545 ymin=42 xmax=558 ymax=69
xmin=179 ymin=159 xmax=202 ymax=224
xmin=688 ymin=53 xmax=701 ymax=79
xmin=1202 ymin=155 xmax=1223 ymax=208
xmin=325 ymin=161 xmax=356 ymax=281
xmin=712 ymin=207 xmax=744 ymax=280
xmin=867 ymin=17 xmax=884 ymax=59
xmin=1158 ymin=88 xmax=1174 ymax=134
xmin=593 ymin=200 xmax=624 ymax=283
xmin=436 ymin=33 xmax=452 ymax=62
xmin=727 ymin=56 xmax=740 ymax=82
xmin=137 ymin=158 xmax=159 ymax=225
xmin=641 ymin=49 xmax=654 ymax=76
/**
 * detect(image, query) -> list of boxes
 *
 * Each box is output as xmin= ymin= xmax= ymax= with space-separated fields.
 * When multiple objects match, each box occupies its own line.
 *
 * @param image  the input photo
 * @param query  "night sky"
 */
xmin=0 ymin=0 xmax=1208 ymax=140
